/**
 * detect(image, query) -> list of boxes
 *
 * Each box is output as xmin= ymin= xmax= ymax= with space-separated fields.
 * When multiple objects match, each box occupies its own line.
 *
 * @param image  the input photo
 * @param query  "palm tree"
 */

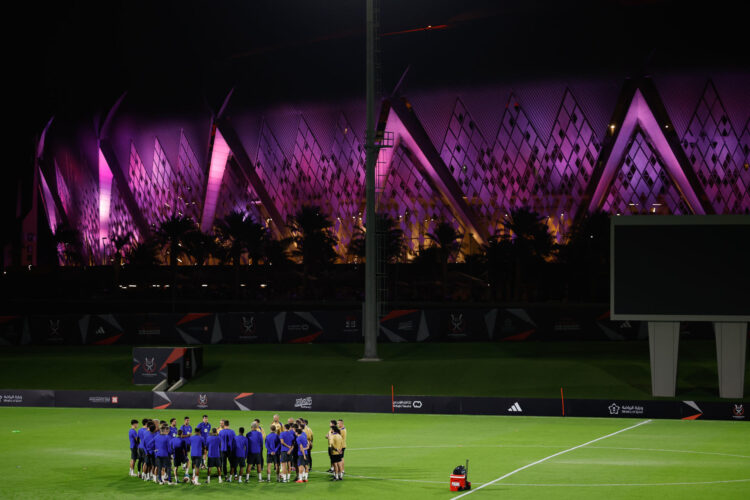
xmin=426 ymin=221 xmax=463 ymax=299
xmin=481 ymin=232 xmax=514 ymax=300
xmin=288 ymin=206 xmax=338 ymax=296
xmin=264 ymin=236 xmax=293 ymax=268
xmin=124 ymin=237 xmax=161 ymax=289
xmin=52 ymin=223 xmax=83 ymax=266
xmin=110 ymin=230 xmax=134 ymax=287
xmin=156 ymin=214 xmax=196 ymax=267
xmin=125 ymin=237 xmax=161 ymax=267
xmin=155 ymin=214 xmax=197 ymax=302
xmin=558 ymin=210 xmax=610 ymax=300
xmin=215 ymin=210 xmax=268 ymax=296
xmin=215 ymin=211 xmax=248 ymax=268
xmin=501 ymin=207 xmax=554 ymax=300
xmin=411 ymin=245 xmax=441 ymax=299
xmin=182 ymin=230 xmax=218 ymax=267
xmin=348 ymin=213 xmax=406 ymax=264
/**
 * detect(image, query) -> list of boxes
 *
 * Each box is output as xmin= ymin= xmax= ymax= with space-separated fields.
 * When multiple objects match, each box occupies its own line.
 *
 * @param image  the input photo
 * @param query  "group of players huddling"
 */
xmin=128 ymin=414 xmax=347 ymax=485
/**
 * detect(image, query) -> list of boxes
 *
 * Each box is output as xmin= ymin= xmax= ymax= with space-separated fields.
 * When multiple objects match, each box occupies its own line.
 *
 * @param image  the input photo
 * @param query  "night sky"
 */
xmin=5 ymin=0 xmax=748 ymax=223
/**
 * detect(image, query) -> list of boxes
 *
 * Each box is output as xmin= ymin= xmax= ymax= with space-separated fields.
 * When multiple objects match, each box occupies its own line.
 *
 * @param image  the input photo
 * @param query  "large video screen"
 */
xmin=611 ymin=215 xmax=750 ymax=321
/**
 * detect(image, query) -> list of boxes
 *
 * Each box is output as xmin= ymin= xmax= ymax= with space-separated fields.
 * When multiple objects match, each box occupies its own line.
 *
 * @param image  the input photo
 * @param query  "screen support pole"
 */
xmin=648 ymin=321 xmax=680 ymax=397
xmin=714 ymin=322 xmax=747 ymax=399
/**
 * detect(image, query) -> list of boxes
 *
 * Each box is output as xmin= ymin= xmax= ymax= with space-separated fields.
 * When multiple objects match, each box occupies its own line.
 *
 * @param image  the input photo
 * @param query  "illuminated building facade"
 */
xmin=36 ymin=74 xmax=750 ymax=264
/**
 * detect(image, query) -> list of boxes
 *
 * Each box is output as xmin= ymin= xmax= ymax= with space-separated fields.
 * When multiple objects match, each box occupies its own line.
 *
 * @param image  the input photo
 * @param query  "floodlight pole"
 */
xmin=362 ymin=0 xmax=380 ymax=361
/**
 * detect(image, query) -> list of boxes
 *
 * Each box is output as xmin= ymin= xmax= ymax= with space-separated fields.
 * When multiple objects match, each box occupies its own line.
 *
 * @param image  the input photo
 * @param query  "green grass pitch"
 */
xmin=0 ymin=407 xmax=748 ymax=499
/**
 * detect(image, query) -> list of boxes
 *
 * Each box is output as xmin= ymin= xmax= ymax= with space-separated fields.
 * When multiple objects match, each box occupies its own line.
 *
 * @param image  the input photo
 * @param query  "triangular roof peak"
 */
xmin=587 ymin=81 xmax=713 ymax=215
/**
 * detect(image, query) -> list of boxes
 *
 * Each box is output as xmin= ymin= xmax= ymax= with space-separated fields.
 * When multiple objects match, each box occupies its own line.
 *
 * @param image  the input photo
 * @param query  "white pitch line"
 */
xmin=309 ymin=444 xmax=562 ymax=454
xmin=450 ymin=419 xmax=652 ymax=499
xmin=312 ymin=443 xmax=750 ymax=460
xmin=309 ymin=470 xmax=447 ymax=485
xmin=586 ymin=445 xmax=750 ymax=460
xmin=500 ymin=478 xmax=750 ymax=487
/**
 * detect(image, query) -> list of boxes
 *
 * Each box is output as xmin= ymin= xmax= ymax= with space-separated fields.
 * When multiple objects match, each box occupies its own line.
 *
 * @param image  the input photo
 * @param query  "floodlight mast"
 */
xmin=362 ymin=0 xmax=380 ymax=361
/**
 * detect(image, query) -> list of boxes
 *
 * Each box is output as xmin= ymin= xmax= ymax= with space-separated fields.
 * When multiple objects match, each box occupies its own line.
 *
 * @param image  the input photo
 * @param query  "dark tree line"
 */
xmin=41 ymin=205 xmax=611 ymax=303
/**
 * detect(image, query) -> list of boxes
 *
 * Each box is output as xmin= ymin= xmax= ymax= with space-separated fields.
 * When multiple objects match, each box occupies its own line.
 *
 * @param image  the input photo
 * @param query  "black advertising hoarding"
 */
xmin=78 ymin=314 xmax=129 ymax=345
xmin=564 ymin=399 xmax=681 ymax=419
xmin=55 ymin=390 xmax=153 ymax=409
xmin=0 ymin=389 xmax=55 ymax=407
xmin=391 ymin=395 xmax=462 ymax=414
xmin=220 ymin=312 xmax=278 ymax=343
xmin=0 ymin=389 xmax=746 ymax=421
xmin=460 ymin=397 xmax=562 ymax=416
xmin=152 ymin=391 xmax=254 ymax=411
xmin=310 ymin=310 xmax=363 ymax=343
xmin=132 ymin=347 xmax=188 ymax=385
xmin=9 ymin=307 xmax=703 ymax=345
xmin=28 ymin=315 xmax=81 ymax=345
xmin=0 ymin=316 xmax=27 ymax=345
xmin=681 ymin=400 xmax=747 ymax=421
xmin=434 ymin=309 xmax=494 ymax=341
xmin=128 ymin=314 xmax=184 ymax=345
xmin=251 ymin=393 xmax=392 ymax=413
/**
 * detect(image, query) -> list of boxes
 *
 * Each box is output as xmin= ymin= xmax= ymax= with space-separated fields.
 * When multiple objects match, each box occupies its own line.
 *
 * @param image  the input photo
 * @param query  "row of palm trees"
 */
xmin=52 ymin=205 xmax=611 ymax=301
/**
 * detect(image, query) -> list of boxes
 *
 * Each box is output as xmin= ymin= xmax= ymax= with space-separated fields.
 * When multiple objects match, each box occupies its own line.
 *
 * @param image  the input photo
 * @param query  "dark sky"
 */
xmin=5 ymin=0 xmax=748 ymax=223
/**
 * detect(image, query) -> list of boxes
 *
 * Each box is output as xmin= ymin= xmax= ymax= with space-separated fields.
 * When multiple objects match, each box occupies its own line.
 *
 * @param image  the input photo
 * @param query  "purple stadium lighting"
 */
xmin=589 ymin=90 xmax=705 ymax=214
xmin=38 ymin=76 xmax=750 ymax=264
xmin=200 ymin=129 xmax=232 ymax=232
xmin=98 ymin=147 xmax=114 ymax=249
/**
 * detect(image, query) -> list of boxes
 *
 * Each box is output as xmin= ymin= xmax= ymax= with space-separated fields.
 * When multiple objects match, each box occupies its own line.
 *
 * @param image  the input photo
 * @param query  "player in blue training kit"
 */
xmin=232 ymin=427 xmax=248 ymax=482
xmin=169 ymin=418 xmax=178 ymax=438
xmin=143 ymin=422 xmax=157 ymax=481
xmin=206 ymin=428 xmax=223 ymax=483
xmin=279 ymin=423 xmax=295 ymax=483
xmin=294 ymin=426 xmax=309 ymax=483
xmin=154 ymin=425 xmax=174 ymax=484
xmin=189 ymin=430 xmax=204 ymax=484
xmin=246 ymin=422 xmax=264 ymax=482
xmin=180 ymin=416 xmax=192 ymax=437
xmin=128 ymin=419 xmax=139 ymax=477
xmin=265 ymin=424 xmax=281 ymax=482
xmin=195 ymin=415 xmax=211 ymax=466
xmin=171 ymin=429 xmax=189 ymax=482
xmin=136 ymin=418 xmax=149 ymax=478
xmin=218 ymin=419 xmax=236 ymax=481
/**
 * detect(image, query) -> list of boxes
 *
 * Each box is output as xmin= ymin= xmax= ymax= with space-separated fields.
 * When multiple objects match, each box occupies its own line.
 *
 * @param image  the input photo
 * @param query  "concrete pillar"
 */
xmin=714 ymin=322 xmax=747 ymax=399
xmin=648 ymin=322 xmax=680 ymax=397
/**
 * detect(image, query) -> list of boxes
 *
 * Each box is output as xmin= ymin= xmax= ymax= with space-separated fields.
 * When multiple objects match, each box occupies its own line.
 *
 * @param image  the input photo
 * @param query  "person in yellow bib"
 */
xmin=337 ymin=419 xmax=347 ymax=476
xmin=328 ymin=425 xmax=344 ymax=481
xmin=325 ymin=419 xmax=337 ymax=473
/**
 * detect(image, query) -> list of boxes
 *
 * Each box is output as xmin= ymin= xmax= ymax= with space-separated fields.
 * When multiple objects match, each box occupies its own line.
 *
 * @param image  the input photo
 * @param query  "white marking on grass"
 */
xmin=309 ymin=444 xmax=563 ymax=454
xmin=310 ymin=470 xmax=446 ymax=485
xmin=499 ymin=478 xmax=750 ymax=487
xmin=450 ymin=419 xmax=652 ymax=499
xmin=312 ymin=443 xmax=750 ymax=460
xmin=587 ymin=445 xmax=750 ymax=460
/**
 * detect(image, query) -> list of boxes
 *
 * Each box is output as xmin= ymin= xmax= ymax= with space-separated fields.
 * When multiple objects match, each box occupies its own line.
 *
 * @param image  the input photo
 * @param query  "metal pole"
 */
xmin=362 ymin=0 xmax=379 ymax=361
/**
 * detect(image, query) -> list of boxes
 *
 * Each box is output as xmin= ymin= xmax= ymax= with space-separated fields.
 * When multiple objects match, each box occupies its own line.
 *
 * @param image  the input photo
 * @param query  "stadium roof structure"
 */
xmin=34 ymin=73 xmax=750 ymax=264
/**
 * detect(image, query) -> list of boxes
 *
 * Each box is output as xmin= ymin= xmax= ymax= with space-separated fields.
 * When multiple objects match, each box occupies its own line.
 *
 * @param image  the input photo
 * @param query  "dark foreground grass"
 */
xmin=0 ymin=341 xmax=747 ymax=400
xmin=0 ymin=407 xmax=748 ymax=499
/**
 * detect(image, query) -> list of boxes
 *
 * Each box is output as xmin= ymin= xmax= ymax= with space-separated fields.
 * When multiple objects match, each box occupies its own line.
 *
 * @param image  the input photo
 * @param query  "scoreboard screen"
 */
xmin=611 ymin=215 xmax=750 ymax=321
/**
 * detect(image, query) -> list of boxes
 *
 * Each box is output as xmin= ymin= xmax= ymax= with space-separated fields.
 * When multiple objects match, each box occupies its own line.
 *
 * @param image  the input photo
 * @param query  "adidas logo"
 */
xmin=508 ymin=402 xmax=523 ymax=413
